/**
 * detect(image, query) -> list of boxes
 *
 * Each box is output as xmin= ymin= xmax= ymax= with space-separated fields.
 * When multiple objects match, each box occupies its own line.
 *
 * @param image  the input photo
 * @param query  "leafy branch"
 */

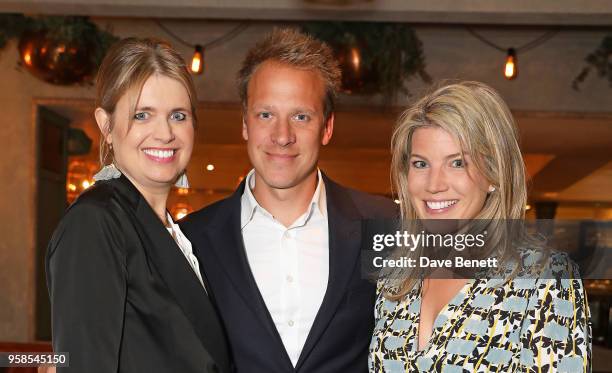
xmin=573 ymin=34 xmax=612 ymax=90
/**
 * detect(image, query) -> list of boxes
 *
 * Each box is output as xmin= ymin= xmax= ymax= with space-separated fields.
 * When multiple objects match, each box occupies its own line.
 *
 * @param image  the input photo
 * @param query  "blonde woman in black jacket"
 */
xmin=46 ymin=38 xmax=230 ymax=373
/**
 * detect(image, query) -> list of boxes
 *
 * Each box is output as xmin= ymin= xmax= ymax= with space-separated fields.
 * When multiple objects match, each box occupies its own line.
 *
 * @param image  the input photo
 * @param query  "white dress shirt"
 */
xmin=166 ymin=213 xmax=207 ymax=292
xmin=241 ymin=169 xmax=329 ymax=367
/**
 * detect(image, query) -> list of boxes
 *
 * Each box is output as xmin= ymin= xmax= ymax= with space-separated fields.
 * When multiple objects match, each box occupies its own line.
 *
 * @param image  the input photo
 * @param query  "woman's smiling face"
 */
xmin=407 ymin=126 xmax=490 ymax=220
xmin=98 ymin=74 xmax=194 ymax=192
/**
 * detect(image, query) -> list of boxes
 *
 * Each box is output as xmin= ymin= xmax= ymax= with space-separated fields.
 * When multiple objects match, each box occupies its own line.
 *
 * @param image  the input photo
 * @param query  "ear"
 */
xmin=94 ymin=108 xmax=113 ymax=145
xmin=241 ymin=117 xmax=249 ymax=141
xmin=321 ymin=113 xmax=334 ymax=146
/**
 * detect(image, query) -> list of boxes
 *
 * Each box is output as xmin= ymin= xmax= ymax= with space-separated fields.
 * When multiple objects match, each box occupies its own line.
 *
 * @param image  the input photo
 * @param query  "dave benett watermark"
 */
xmin=370 ymin=230 xmax=497 ymax=269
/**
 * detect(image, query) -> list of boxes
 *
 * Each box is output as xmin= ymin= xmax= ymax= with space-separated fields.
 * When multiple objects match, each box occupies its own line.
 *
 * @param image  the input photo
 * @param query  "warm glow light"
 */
xmin=206 ymin=164 xmax=215 ymax=171
xmin=171 ymin=203 xmax=194 ymax=221
xmin=504 ymin=48 xmax=518 ymax=80
xmin=175 ymin=209 xmax=189 ymax=220
xmin=66 ymin=161 xmax=98 ymax=203
xmin=23 ymin=51 xmax=32 ymax=66
xmin=191 ymin=45 xmax=204 ymax=75
xmin=394 ymin=199 xmax=401 ymax=204
xmin=350 ymin=47 xmax=360 ymax=71
xmin=177 ymin=187 xmax=189 ymax=195
xmin=525 ymin=204 xmax=531 ymax=211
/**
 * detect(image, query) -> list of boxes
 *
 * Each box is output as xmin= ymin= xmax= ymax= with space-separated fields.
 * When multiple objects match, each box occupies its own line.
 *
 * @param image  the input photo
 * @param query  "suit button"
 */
xmin=288 ymin=320 xmax=294 ymax=327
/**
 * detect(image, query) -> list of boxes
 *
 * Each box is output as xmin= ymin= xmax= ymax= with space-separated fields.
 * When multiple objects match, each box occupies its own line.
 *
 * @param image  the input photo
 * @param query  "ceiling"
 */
xmin=1 ymin=0 xmax=611 ymax=25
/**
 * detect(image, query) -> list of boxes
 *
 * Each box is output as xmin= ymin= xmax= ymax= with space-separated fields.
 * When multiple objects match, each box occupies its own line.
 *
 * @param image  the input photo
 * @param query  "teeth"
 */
xmin=426 ymin=200 xmax=457 ymax=210
xmin=143 ymin=149 xmax=174 ymax=158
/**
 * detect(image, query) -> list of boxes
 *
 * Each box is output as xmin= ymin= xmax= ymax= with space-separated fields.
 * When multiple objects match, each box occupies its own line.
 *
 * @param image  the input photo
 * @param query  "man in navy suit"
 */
xmin=181 ymin=28 xmax=396 ymax=373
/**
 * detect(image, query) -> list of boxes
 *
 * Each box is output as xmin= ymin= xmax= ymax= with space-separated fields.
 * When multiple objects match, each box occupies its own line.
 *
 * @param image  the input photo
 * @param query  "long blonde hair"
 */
xmin=386 ymin=81 xmax=528 ymax=299
xmin=95 ymin=37 xmax=198 ymax=166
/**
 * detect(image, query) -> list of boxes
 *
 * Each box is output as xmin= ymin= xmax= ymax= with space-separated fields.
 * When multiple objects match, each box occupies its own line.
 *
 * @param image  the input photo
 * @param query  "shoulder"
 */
xmin=503 ymin=249 xmax=587 ymax=312
xmin=325 ymin=179 xmax=399 ymax=219
xmin=47 ymin=182 xmax=130 ymax=260
xmin=52 ymin=179 xmax=137 ymax=244
xmin=65 ymin=181 xmax=122 ymax=219
xmin=180 ymin=195 xmax=234 ymax=233
xmin=515 ymin=247 xmax=581 ymax=280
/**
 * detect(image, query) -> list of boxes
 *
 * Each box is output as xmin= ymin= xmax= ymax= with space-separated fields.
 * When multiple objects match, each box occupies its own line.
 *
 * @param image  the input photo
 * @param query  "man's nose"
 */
xmin=271 ymin=119 xmax=295 ymax=147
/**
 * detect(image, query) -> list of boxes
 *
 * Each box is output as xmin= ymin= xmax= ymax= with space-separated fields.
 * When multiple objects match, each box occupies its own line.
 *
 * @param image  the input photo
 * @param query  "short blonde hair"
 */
xmin=237 ymin=28 xmax=341 ymax=120
xmin=386 ymin=81 xmax=529 ymax=299
xmin=95 ymin=37 xmax=197 ymax=165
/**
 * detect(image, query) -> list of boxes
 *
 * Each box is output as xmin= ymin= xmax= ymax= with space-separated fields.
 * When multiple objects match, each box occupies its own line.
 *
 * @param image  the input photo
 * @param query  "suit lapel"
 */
xmin=203 ymin=183 xmax=294 ymax=367
xmin=114 ymin=176 xmax=229 ymax=372
xmin=296 ymin=175 xmax=363 ymax=370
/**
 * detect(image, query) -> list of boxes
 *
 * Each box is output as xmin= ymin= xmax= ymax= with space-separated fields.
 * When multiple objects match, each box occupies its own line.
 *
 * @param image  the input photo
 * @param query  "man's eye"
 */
xmin=294 ymin=114 xmax=309 ymax=121
xmin=258 ymin=112 xmax=272 ymax=119
xmin=170 ymin=112 xmax=186 ymax=121
xmin=134 ymin=112 xmax=149 ymax=120
xmin=451 ymin=159 xmax=465 ymax=168
xmin=412 ymin=160 xmax=427 ymax=169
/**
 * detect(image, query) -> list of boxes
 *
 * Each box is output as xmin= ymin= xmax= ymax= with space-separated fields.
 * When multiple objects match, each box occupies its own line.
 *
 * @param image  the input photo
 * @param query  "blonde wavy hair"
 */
xmin=385 ymin=81 xmax=529 ymax=300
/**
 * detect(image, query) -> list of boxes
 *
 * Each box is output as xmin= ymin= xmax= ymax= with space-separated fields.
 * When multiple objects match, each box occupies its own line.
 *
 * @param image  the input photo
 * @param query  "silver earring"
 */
xmin=488 ymin=185 xmax=496 ymax=193
xmin=175 ymin=171 xmax=189 ymax=188
xmin=93 ymin=163 xmax=122 ymax=181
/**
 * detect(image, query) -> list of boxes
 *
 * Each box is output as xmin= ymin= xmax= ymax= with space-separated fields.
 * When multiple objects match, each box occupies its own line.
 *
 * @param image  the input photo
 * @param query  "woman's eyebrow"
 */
xmin=444 ymin=153 xmax=462 ymax=159
xmin=409 ymin=153 xmax=428 ymax=160
xmin=135 ymin=106 xmax=156 ymax=112
xmin=409 ymin=153 xmax=465 ymax=160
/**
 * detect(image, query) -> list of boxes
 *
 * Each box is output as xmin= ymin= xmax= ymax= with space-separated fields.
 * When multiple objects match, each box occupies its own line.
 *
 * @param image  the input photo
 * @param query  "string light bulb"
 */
xmin=191 ymin=45 xmax=204 ymax=75
xmin=504 ymin=48 xmax=518 ymax=80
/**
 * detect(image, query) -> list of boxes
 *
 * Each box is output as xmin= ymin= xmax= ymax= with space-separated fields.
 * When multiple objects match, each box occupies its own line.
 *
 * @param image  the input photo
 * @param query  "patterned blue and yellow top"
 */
xmin=369 ymin=252 xmax=591 ymax=372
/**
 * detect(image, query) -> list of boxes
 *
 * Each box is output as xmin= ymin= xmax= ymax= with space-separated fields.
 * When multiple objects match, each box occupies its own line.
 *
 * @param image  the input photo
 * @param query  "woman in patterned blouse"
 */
xmin=369 ymin=81 xmax=591 ymax=372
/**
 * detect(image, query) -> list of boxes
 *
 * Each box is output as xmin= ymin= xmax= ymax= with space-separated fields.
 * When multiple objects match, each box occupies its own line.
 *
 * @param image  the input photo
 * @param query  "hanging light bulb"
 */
xmin=350 ymin=46 xmax=361 ymax=71
xmin=191 ymin=45 xmax=204 ymax=75
xmin=504 ymin=48 xmax=518 ymax=80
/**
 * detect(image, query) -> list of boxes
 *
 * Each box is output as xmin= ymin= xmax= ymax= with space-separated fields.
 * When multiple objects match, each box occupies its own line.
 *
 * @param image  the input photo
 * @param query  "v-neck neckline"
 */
xmin=412 ymin=278 xmax=476 ymax=353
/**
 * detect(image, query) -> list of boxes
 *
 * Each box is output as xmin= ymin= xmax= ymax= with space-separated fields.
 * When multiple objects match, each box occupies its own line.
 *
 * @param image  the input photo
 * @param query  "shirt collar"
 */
xmin=240 ymin=168 xmax=327 ymax=229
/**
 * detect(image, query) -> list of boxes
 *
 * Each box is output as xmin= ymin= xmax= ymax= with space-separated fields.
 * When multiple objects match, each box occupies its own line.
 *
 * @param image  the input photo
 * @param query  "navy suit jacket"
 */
xmin=181 ymin=174 xmax=397 ymax=373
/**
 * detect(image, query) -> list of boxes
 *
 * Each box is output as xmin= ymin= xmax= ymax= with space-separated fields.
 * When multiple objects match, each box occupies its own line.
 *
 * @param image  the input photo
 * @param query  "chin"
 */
xmin=262 ymin=177 xmax=298 ymax=190
xmin=146 ymin=172 xmax=181 ymax=186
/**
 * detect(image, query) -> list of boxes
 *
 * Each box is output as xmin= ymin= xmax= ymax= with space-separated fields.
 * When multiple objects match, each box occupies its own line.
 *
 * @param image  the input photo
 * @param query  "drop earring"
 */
xmin=175 ymin=171 xmax=189 ymax=188
xmin=93 ymin=163 xmax=122 ymax=181
xmin=93 ymin=144 xmax=121 ymax=181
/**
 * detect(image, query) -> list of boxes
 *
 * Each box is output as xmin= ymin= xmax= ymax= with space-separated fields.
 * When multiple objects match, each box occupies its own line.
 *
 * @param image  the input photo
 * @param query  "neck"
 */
xmin=252 ymin=170 xmax=318 ymax=227
xmin=124 ymin=174 xmax=171 ymax=226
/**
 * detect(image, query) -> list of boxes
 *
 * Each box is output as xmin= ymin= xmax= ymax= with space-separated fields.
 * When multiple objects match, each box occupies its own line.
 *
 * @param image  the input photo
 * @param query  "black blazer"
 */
xmin=181 ymin=174 xmax=397 ymax=373
xmin=46 ymin=175 xmax=231 ymax=373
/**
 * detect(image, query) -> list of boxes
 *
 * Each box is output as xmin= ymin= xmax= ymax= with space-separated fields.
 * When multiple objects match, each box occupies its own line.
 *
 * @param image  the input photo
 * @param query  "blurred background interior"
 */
xmin=0 ymin=0 xmax=610 ymax=372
